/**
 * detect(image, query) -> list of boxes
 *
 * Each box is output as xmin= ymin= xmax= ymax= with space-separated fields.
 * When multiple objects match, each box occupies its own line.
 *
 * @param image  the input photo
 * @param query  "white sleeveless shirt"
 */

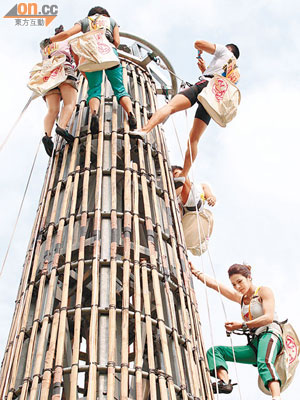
xmin=241 ymin=287 xmax=282 ymax=336
xmin=179 ymin=182 xmax=205 ymax=212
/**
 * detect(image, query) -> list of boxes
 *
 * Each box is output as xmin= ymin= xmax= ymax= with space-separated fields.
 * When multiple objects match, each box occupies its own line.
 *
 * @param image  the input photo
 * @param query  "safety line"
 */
xmin=0 ymin=138 xmax=41 ymax=279
xmin=0 ymin=94 xmax=35 ymax=153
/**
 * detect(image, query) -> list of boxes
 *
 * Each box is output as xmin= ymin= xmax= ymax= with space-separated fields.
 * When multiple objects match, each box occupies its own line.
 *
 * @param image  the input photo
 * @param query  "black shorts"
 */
xmin=179 ymin=79 xmax=211 ymax=125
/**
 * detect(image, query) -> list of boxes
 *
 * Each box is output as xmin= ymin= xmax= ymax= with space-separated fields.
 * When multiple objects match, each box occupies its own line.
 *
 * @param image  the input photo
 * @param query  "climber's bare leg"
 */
xmin=180 ymin=118 xmax=208 ymax=177
xmin=141 ymin=94 xmax=191 ymax=133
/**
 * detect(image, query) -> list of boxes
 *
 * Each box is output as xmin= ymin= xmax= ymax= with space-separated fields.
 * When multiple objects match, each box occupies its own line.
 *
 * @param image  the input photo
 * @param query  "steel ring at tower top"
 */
xmin=119 ymin=31 xmax=178 ymax=96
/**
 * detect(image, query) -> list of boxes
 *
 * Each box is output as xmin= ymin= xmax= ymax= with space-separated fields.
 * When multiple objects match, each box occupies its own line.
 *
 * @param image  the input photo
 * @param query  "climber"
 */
xmin=41 ymin=25 xmax=77 ymax=156
xmin=190 ymin=262 xmax=283 ymax=400
xmin=133 ymin=40 xmax=240 ymax=172
xmin=172 ymin=165 xmax=216 ymax=212
xmin=172 ymin=165 xmax=215 ymax=255
xmin=40 ymin=6 xmax=138 ymax=136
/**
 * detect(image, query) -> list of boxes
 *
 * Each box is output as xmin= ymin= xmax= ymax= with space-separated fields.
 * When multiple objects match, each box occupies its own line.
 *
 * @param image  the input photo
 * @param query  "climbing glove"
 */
xmin=40 ymin=38 xmax=52 ymax=49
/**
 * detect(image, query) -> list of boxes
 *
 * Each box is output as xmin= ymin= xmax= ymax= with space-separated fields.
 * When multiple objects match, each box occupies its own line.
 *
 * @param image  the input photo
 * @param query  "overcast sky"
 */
xmin=0 ymin=1 xmax=299 ymax=399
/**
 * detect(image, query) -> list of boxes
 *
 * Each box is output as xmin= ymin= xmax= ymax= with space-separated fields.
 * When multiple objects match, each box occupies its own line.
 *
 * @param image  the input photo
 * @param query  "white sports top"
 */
xmin=181 ymin=183 xmax=205 ymax=212
xmin=241 ymin=287 xmax=282 ymax=336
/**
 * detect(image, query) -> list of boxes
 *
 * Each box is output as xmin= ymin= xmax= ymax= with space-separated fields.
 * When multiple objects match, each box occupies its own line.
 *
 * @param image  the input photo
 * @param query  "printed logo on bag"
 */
xmin=43 ymin=66 xmax=62 ymax=82
xmin=286 ymin=335 xmax=298 ymax=364
xmin=94 ymin=33 xmax=111 ymax=55
xmin=3 ymin=3 xmax=58 ymax=27
xmin=98 ymin=43 xmax=110 ymax=55
xmin=212 ymin=78 xmax=228 ymax=102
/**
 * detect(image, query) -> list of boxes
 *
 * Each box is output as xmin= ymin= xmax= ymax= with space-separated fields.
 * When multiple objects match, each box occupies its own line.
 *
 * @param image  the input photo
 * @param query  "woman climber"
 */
xmin=41 ymin=25 xmax=78 ymax=156
xmin=40 ymin=6 xmax=138 ymax=136
xmin=190 ymin=262 xmax=283 ymax=400
xmin=172 ymin=165 xmax=216 ymax=213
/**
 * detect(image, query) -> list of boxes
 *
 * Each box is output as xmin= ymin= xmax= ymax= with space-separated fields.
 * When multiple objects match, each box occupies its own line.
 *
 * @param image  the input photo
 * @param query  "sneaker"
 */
xmin=212 ymin=380 xmax=234 ymax=394
xmin=128 ymin=130 xmax=146 ymax=140
xmin=174 ymin=176 xmax=185 ymax=189
xmin=55 ymin=125 xmax=74 ymax=144
xmin=128 ymin=112 xmax=137 ymax=130
xmin=42 ymin=135 xmax=54 ymax=157
xmin=90 ymin=112 xmax=99 ymax=134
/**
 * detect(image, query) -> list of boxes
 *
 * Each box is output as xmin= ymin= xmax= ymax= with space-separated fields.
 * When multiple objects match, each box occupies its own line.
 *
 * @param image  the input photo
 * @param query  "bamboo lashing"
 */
xmin=0 ymin=35 xmax=214 ymax=400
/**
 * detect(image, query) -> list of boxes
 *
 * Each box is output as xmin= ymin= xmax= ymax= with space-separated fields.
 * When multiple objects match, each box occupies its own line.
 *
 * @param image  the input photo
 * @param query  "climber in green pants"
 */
xmin=190 ymin=262 xmax=283 ymax=400
xmin=207 ymin=331 xmax=282 ymax=390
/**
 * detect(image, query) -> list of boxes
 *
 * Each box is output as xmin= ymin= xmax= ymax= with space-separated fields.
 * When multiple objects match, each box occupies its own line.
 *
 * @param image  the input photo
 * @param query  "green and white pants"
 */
xmin=207 ymin=332 xmax=282 ymax=390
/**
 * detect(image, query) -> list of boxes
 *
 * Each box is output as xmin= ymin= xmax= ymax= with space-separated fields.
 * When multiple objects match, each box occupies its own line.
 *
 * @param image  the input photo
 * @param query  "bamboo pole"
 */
xmin=120 ymin=132 xmax=131 ymax=400
xmin=140 ymin=260 xmax=158 ymax=400
xmin=132 ymin=163 xmax=143 ymax=399
xmin=107 ymin=95 xmax=118 ymax=400
xmin=118 ymin=59 xmax=133 ymax=400
xmin=39 ymin=309 xmax=60 ymax=399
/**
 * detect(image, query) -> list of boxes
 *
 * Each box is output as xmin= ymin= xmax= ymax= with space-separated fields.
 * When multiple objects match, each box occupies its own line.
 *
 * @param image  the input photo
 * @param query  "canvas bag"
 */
xmin=258 ymin=322 xmax=300 ymax=395
xmin=181 ymin=209 xmax=214 ymax=256
xmin=69 ymin=15 xmax=119 ymax=72
xmin=27 ymin=54 xmax=67 ymax=97
xmin=197 ymin=74 xmax=241 ymax=128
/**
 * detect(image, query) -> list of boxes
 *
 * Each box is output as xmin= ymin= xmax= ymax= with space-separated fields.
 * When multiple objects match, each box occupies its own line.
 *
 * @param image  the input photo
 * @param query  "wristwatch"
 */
xmin=242 ymin=322 xmax=248 ymax=331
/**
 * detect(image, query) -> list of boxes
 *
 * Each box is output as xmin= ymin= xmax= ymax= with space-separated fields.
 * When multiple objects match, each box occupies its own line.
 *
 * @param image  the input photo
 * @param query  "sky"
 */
xmin=0 ymin=0 xmax=300 ymax=399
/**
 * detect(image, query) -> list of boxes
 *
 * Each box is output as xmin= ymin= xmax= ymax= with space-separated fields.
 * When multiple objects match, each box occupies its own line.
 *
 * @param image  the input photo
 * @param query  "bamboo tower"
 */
xmin=0 ymin=33 xmax=214 ymax=400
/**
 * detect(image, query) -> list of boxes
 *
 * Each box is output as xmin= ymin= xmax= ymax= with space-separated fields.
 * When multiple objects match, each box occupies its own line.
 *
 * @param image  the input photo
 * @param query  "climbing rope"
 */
xmin=0 ymin=93 xmax=37 ymax=152
xmin=0 ymin=134 xmax=57 ymax=280
xmin=149 ymin=53 xmax=192 ymax=89
xmin=0 ymin=138 xmax=41 ymax=278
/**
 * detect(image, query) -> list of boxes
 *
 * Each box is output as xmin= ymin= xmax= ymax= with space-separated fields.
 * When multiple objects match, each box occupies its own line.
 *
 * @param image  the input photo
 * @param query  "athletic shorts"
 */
xmin=179 ymin=79 xmax=211 ymax=125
